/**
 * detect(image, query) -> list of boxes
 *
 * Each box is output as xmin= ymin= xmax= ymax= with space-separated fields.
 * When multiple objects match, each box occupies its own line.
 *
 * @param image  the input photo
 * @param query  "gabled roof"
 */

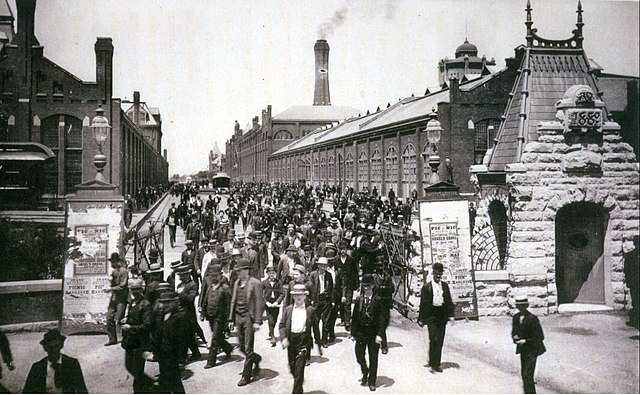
xmin=487 ymin=1 xmax=606 ymax=172
xmin=273 ymin=105 xmax=360 ymax=122
xmin=273 ymin=90 xmax=451 ymax=156
xmin=123 ymin=102 xmax=160 ymax=127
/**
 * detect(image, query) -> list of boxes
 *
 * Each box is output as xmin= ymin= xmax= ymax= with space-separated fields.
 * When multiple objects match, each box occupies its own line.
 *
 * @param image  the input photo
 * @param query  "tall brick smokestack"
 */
xmin=313 ymin=39 xmax=331 ymax=106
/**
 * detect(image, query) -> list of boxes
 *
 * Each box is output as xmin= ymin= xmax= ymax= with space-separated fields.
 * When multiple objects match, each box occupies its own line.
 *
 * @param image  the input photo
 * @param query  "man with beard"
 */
xmin=202 ymin=264 xmax=233 ymax=369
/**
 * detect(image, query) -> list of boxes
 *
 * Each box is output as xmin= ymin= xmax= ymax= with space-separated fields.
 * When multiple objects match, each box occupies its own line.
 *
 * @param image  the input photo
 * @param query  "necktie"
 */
xmin=52 ymin=363 xmax=62 ymax=388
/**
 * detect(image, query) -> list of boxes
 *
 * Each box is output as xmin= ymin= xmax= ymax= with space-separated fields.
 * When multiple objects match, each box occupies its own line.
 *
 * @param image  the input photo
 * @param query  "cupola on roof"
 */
xmin=455 ymin=39 xmax=478 ymax=58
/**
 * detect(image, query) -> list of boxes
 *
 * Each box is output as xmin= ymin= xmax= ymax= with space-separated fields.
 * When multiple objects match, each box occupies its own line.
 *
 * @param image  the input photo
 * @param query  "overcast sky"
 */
xmin=9 ymin=0 xmax=639 ymax=176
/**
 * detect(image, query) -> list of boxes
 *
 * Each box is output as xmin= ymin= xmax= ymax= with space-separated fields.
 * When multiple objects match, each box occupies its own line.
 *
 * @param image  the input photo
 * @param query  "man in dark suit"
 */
xmin=201 ymin=264 xmax=233 ymax=369
xmin=351 ymin=274 xmax=384 ymax=392
xmin=176 ymin=265 xmax=205 ymax=361
xmin=121 ymin=278 xmax=153 ymax=393
xmin=309 ymin=257 xmax=334 ymax=347
xmin=417 ymin=262 xmax=455 ymax=373
xmin=23 ymin=329 xmax=88 ymax=393
xmin=262 ymin=264 xmax=284 ymax=347
xmin=280 ymin=284 xmax=322 ymax=394
xmin=154 ymin=291 xmax=190 ymax=393
xmin=105 ymin=252 xmax=129 ymax=347
xmin=0 ymin=329 xmax=15 ymax=393
xmin=512 ymin=294 xmax=546 ymax=394
xmin=229 ymin=258 xmax=265 ymax=387
xmin=337 ymin=240 xmax=359 ymax=331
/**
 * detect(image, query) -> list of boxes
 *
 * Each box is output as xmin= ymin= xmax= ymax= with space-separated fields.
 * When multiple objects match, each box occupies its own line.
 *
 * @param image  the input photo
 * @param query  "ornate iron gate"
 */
xmin=123 ymin=218 xmax=165 ymax=272
xmin=380 ymin=223 xmax=419 ymax=318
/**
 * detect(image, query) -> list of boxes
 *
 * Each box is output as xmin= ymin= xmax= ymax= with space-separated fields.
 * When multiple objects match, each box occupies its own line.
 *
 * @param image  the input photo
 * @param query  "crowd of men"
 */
xmin=0 ymin=181 xmax=546 ymax=394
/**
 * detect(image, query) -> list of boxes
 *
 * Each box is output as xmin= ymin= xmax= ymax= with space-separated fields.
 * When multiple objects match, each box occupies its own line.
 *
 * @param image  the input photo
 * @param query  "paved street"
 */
xmin=2 ymin=192 xmax=638 ymax=393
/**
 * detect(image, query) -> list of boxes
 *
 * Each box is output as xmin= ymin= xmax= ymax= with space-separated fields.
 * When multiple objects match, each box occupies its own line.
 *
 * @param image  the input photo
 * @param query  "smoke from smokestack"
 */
xmin=317 ymin=1 xmax=399 ymax=39
xmin=318 ymin=7 xmax=348 ymax=39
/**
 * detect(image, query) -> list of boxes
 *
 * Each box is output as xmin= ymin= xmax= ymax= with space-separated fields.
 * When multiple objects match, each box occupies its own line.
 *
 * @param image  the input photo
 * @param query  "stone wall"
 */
xmin=506 ymin=120 xmax=639 ymax=314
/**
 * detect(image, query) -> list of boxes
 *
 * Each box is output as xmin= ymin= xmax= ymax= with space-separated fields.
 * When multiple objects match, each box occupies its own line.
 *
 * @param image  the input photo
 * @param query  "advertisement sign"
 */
xmin=62 ymin=198 xmax=124 ymax=334
xmin=420 ymin=199 xmax=478 ymax=319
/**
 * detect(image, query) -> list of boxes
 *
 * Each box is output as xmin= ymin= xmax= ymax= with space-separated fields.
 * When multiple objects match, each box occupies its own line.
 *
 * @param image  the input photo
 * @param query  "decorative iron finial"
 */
xmin=574 ymin=0 xmax=584 ymax=48
xmin=525 ymin=0 xmax=534 ymax=47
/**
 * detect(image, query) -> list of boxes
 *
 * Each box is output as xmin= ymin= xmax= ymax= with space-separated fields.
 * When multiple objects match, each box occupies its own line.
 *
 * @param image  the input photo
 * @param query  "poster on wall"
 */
xmin=419 ymin=198 xmax=478 ymax=319
xmin=62 ymin=198 xmax=124 ymax=334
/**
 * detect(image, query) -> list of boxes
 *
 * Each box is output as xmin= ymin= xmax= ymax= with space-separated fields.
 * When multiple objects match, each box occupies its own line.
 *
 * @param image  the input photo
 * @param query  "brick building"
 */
xmin=269 ymin=38 xmax=508 ymax=199
xmin=0 ymin=0 xmax=168 ymax=209
xmin=225 ymin=39 xmax=359 ymax=182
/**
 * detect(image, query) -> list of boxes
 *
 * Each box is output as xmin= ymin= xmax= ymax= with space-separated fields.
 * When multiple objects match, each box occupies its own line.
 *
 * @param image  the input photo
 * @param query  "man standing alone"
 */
xmin=417 ymin=262 xmax=454 ymax=373
xmin=105 ymin=252 xmax=129 ymax=347
xmin=512 ymin=293 xmax=546 ymax=394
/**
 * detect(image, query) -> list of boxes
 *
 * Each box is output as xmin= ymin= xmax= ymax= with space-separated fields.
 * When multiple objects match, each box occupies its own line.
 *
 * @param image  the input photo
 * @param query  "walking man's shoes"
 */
xmin=104 ymin=341 xmax=118 ymax=347
xmin=369 ymin=385 xmax=377 ymax=391
xmin=237 ymin=377 xmax=250 ymax=387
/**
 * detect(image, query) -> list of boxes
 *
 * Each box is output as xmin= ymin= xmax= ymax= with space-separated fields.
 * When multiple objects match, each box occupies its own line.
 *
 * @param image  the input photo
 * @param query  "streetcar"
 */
xmin=211 ymin=172 xmax=231 ymax=194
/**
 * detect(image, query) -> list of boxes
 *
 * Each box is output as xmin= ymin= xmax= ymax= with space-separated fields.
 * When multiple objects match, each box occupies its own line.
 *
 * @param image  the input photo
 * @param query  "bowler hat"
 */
xmin=286 ymin=245 xmax=298 ymax=252
xmin=176 ymin=265 xmax=191 ymax=275
xmin=432 ymin=262 xmax=444 ymax=274
xmin=361 ymin=274 xmax=374 ymax=285
xmin=40 ymin=329 xmax=66 ymax=345
xmin=208 ymin=264 xmax=223 ymax=276
xmin=158 ymin=291 xmax=179 ymax=302
xmin=108 ymin=252 xmax=122 ymax=262
xmin=234 ymin=258 xmax=251 ymax=271
xmin=290 ymin=284 xmax=308 ymax=295
xmin=265 ymin=264 xmax=276 ymax=273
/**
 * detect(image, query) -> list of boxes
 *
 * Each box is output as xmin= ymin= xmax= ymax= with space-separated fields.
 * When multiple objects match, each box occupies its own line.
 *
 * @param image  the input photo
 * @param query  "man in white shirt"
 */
xmin=279 ymin=284 xmax=321 ymax=394
xmin=417 ymin=263 xmax=455 ymax=373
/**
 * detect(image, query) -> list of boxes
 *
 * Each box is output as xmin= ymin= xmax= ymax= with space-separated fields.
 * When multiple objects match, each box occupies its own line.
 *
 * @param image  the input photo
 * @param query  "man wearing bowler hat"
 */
xmin=105 ymin=252 xmax=129 ymax=347
xmin=262 ymin=264 xmax=284 ymax=347
xmin=23 ymin=329 xmax=88 ymax=393
xmin=512 ymin=293 xmax=546 ymax=394
xmin=229 ymin=258 xmax=264 ymax=386
xmin=417 ymin=262 xmax=454 ymax=373
xmin=201 ymin=264 xmax=233 ymax=369
xmin=154 ymin=291 xmax=189 ymax=393
xmin=351 ymin=274 xmax=384 ymax=392
xmin=122 ymin=278 xmax=153 ymax=393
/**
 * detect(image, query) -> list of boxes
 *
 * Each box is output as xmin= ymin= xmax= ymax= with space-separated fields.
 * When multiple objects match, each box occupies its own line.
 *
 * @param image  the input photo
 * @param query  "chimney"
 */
xmin=313 ymin=39 xmax=331 ymax=106
xmin=133 ymin=91 xmax=140 ymax=127
xmin=95 ymin=37 xmax=113 ymax=104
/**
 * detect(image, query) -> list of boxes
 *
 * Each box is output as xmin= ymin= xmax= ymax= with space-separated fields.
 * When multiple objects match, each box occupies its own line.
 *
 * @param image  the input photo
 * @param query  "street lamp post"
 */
xmin=425 ymin=111 xmax=443 ymax=185
xmin=90 ymin=107 xmax=111 ymax=182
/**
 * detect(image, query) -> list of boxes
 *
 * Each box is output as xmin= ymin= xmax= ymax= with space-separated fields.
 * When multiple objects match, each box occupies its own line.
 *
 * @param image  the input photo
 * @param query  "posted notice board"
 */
xmin=419 ymin=198 xmax=478 ymax=319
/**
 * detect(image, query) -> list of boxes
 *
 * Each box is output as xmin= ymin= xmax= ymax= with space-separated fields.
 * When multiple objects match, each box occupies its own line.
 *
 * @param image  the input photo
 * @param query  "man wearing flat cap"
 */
xmin=105 ymin=252 xmax=129 ymax=347
xmin=512 ymin=293 xmax=546 ymax=394
xmin=23 ymin=329 xmax=88 ymax=393
xmin=229 ymin=258 xmax=265 ymax=386
xmin=417 ymin=262 xmax=454 ymax=373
